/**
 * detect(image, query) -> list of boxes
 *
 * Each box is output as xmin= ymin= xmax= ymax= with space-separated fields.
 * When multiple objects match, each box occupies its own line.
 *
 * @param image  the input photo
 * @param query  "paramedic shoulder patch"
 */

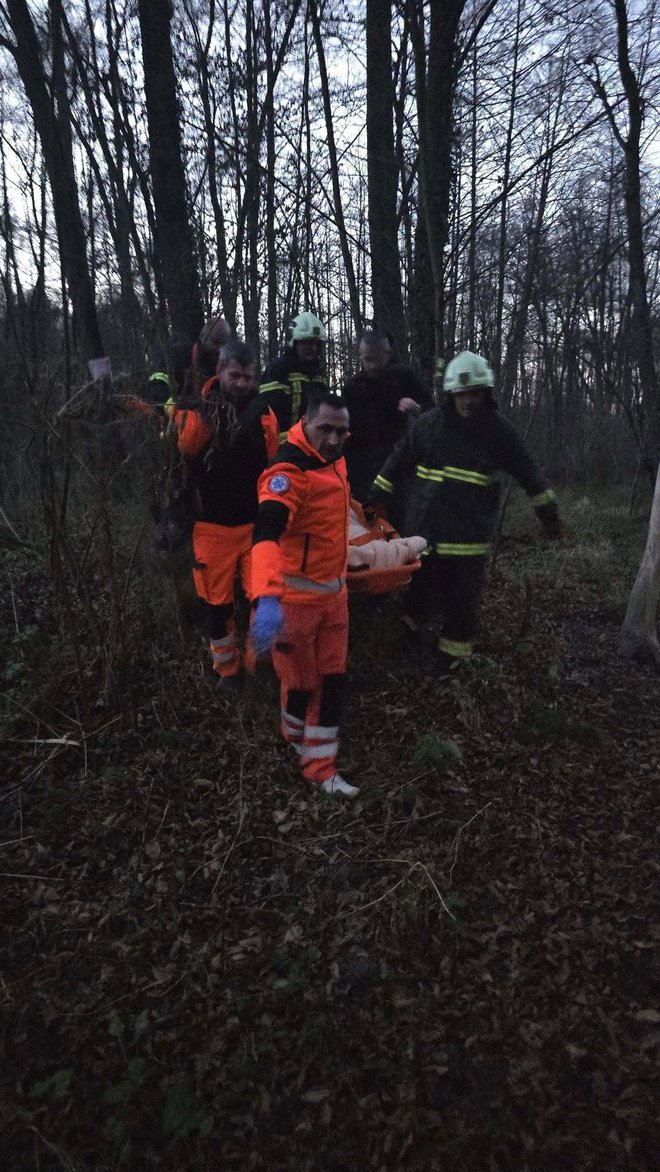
xmin=268 ymin=473 xmax=290 ymax=494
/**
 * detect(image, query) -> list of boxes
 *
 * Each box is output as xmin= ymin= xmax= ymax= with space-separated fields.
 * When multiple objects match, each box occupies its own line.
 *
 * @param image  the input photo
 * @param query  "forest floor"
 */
xmin=2 ymin=486 xmax=660 ymax=1171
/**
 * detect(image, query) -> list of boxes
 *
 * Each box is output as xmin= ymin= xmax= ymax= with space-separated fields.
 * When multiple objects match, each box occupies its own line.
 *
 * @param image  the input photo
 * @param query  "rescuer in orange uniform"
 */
xmin=250 ymin=388 xmax=359 ymax=797
xmin=175 ymin=340 xmax=278 ymax=691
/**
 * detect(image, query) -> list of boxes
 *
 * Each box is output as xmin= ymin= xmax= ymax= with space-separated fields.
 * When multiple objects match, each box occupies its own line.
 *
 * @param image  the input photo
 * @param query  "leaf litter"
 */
xmin=1 ymin=513 xmax=660 ymax=1169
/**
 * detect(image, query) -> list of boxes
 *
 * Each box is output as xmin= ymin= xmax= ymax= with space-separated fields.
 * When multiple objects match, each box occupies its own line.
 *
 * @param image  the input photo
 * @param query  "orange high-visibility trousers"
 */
xmin=192 ymin=521 xmax=253 ymax=678
xmin=272 ymin=592 xmax=348 ymax=784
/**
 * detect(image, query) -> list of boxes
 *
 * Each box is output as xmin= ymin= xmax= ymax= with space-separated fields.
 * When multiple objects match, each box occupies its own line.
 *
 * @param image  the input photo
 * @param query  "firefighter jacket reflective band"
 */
xmin=259 ymin=353 xmax=328 ymax=441
xmin=251 ymin=420 xmax=350 ymax=604
xmin=370 ymin=402 xmax=557 ymax=553
xmin=175 ymin=380 xmax=279 ymax=526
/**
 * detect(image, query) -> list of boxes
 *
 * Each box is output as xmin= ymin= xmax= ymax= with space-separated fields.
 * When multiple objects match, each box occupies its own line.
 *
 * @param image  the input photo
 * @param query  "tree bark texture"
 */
xmin=366 ymin=0 xmax=406 ymax=355
xmin=308 ymin=0 xmax=361 ymax=335
xmin=619 ymin=462 xmax=660 ymax=665
xmin=5 ymin=0 xmax=104 ymax=366
xmin=410 ymin=0 xmax=466 ymax=364
xmin=613 ymin=0 xmax=660 ymax=463
xmin=137 ymin=0 xmax=203 ymax=342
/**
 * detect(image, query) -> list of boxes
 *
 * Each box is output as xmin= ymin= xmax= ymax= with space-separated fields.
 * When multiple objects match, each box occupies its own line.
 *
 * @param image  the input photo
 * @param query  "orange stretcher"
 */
xmin=347 ymin=500 xmax=423 ymax=595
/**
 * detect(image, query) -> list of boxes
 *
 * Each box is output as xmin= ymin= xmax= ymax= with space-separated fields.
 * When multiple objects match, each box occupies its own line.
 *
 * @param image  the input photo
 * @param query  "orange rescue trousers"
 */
xmin=272 ymin=592 xmax=348 ymax=784
xmin=192 ymin=521 xmax=256 ymax=678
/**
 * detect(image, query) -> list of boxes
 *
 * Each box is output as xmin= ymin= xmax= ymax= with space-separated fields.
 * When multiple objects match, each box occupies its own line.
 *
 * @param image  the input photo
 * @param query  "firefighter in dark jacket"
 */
xmin=250 ymin=388 xmax=358 ymax=798
xmin=342 ymin=330 xmax=433 ymax=504
xmin=368 ymin=350 xmax=561 ymax=676
xmin=174 ymin=340 xmax=278 ymax=690
xmin=259 ymin=312 xmax=328 ymax=441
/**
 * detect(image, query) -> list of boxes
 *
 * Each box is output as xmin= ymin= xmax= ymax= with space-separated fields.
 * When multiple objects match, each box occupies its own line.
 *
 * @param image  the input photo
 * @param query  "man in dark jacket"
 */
xmin=367 ymin=350 xmax=561 ymax=676
xmin=342 ymin=331 xmax=432 ymax=506
xmin=259 ymin=311 xmax=328 ymax=441
xmin=174 ymin=340 xmax=278 ymax=690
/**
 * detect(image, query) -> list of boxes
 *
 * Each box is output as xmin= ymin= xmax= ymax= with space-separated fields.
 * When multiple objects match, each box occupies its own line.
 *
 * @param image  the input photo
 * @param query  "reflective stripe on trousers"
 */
xmin=210 ymin=630 xmax=240 ymax=678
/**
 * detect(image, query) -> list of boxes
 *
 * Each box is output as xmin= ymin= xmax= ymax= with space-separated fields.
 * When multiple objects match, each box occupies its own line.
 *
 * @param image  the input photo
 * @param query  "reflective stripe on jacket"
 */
xmin=371 ymin=403 xmax=555 ymax=551
xmin=259 ymin=354 xmax=327 ymax=439
xmin=252 ymin=420 xmax=349 ymax=603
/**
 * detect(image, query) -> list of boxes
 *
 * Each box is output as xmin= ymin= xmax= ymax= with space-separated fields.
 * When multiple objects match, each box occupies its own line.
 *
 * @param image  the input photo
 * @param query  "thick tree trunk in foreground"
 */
xmin=366 ymin=0 xmax=406 ymax=356
xmin=619 ymin=464 xmax=660 ymax=666
xmin=409 ymin=0 xmax=466 ymax=363
xmin=137 ymin=0 xmax=203 ymax=342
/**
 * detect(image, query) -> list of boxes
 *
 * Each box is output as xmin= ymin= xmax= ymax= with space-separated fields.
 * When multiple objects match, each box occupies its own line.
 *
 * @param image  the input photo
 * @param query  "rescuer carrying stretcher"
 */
xmin=251 ymin=388 xmax=359 ymax=797
xmin=174 ymin=340 xmax=279 ymax=689
xmin=366 ymin=350 xmax=562 ymax=676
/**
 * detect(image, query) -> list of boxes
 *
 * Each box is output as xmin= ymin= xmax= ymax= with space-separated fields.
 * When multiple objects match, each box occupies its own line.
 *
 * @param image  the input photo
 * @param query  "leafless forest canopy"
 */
xmin=1 ymin=0 xmax=659 ymax=483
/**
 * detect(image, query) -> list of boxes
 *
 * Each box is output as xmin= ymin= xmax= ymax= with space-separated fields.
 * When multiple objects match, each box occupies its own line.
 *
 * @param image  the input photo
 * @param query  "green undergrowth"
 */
xmin=2 ymin=484 xmax=660 ymax=1170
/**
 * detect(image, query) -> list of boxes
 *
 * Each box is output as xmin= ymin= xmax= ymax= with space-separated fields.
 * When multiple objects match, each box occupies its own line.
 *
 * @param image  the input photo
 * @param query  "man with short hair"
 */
xmin=342 ymin=330 xmax=432 ymax=505
xmin=259 ymin=311 xmax=328 ymax=441
xmin=175 ymin=340 xmax=278 ymax=690
xmin=250 ymin=388 xmax=358 ymax=797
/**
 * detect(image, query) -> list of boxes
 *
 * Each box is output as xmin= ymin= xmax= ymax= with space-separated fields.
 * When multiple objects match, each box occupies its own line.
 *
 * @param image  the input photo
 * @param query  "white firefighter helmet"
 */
xmin=444 ymin=350 xmax=494 ymax=393
xmin=286 ymin=312 xmax=327 ymax=346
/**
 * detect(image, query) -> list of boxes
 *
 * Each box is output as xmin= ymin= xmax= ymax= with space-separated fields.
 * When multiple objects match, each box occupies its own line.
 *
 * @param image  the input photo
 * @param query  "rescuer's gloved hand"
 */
xmin=251 ymin=596 xmax=284 ymax=656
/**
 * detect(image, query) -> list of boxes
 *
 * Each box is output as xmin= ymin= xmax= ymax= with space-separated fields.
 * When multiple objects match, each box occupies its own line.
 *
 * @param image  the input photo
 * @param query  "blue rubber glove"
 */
xmin=251 ymin=596 xmax=284 ymax=656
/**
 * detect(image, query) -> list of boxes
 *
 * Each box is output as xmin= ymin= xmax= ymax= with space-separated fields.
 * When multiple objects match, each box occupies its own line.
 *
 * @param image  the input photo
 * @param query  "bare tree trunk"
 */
xmin=366 ymin=0 xmax=406 ymax=354
xmin=619 ymin=463 xmax=660 ymax=666
xmin=499 ymin=57 xmax=564 ymax=410
xmin=613 ymin=0 xmax=660 ymax=464
xmin=493 ymin=0 xmax=521 ymax=378
xmin=467 ymin=38 xmax=477 ymax=350
xmin=410 ymin=201 xmax=434 ymax=381
xmin=137 ymin=0 xmax=203 ymax=341
xmin=589 ymin=0 xmax=659 ymax=464
xmin=409 ymin=0 xmax=466 ymax=363
xmin=308 ymin=0 xmax=361 ymax=334
xmin=264 ymin=0 xmax=279 ymax=356
xmin=3 ymin=0 xmax=104 ymax=366
xmin=185 ymin=0 xmax=234 ymax=327
xmin=243 ymin=0 xmax=261 ymax=349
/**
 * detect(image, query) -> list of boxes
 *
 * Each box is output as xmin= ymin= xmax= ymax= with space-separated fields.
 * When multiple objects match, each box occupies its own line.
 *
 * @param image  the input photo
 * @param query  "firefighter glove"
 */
xmin=252 ymin=596 xmax=284 ymax=655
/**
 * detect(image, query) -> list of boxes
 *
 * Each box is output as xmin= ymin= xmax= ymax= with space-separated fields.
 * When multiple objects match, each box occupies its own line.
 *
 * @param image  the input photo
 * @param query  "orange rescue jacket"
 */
xmin=251 ymin=420 xmax=350 ymax=604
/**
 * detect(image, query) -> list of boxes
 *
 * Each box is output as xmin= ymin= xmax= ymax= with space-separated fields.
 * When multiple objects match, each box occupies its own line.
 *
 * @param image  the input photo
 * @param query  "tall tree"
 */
xmin=1 ymin=0 xmax=104 ymax=366
xmin=409 ymin=0 xmax=466 ymax=367
xmin=588 ymin=0 xmax=659 ymax=464
xmin=619 ymin=463 xmax=660 ymax=665
xmin=137 ymin=0 xmax=203 ymax=342
xmin=366 ymin=0 xmax=406 ymax=355
xmin=308 ymin=0 xmax=361 ymax=335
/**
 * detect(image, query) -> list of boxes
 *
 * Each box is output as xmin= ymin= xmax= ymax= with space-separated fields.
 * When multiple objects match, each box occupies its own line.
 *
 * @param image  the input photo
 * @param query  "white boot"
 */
xmin=321 ymin=774 xmax=359 ymax=798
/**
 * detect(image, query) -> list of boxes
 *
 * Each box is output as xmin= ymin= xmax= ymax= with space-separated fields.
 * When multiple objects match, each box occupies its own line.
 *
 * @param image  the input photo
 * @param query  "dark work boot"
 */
xmin=401 ymin=613 xmax=426 ymax=654
xmin=216 ymin=672 xmax=242 ymax=696
xmin=428 ymin=649 xmax=459 ymax=680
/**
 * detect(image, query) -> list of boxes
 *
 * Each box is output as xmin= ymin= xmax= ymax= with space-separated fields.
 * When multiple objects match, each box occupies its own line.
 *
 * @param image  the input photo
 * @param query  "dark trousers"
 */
xmin=405 ymin=554 xmax=486 ymax=655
